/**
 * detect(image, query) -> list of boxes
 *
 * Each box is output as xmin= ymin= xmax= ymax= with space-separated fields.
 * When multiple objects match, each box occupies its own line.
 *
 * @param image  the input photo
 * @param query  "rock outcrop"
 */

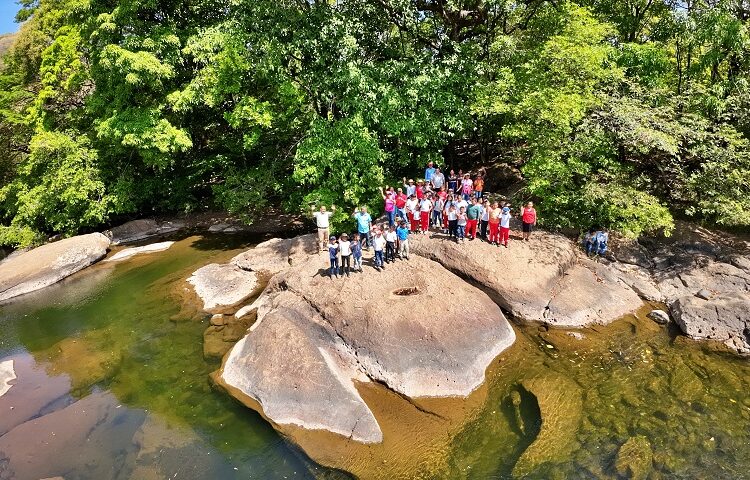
xmin=106 ymin=219 xmax=184 ymax=245
xmin=409 ymin=234 xmax=642 ymax=327
xmin=230 ymin=234 xmax=318 ymax=275
xmin=671 ymin=292 xmax=750 ymax=354
xmin=104 ymin=241 xmax=174 ymax=262
xmin=187 ymin=263 xmax=259 ymax=313
xmin=0 ymin=233 xmax=110 ymax=302
xmin=218 ymin=252 xmax=516 ymax=443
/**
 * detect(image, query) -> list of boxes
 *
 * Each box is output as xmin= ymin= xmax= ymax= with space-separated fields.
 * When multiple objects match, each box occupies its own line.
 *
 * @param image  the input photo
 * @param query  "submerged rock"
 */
xmin=218 ymin=253 xmax=515 ymax=443
xmin=0 ymin=233 xmax=110 ymax=302
xmin=671 ymin=292 xmax=750 ymax=354
xmin=615 ymin=436 xmax=653 ymax=480
xmin=187 ymin=263 xmax=259 ymax=313
xmin=104 ymin=241 xmax=174 ymax=262
xmin=410 ymin=234 xmax=642 ymax=327
xmin=512 ymin=375 xmax=583 ymax=477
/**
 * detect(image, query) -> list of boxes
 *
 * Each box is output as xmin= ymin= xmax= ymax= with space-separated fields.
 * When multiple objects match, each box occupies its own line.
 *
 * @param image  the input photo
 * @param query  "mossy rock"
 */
xmin=615 ymin=435 xmax=652 ymax=480
xmin=512 ymin=374 xmax=583 ymax=478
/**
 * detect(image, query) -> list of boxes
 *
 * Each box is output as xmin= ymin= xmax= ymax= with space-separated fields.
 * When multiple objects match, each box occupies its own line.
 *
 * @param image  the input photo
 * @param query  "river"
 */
xmin=0 ymin=234 xmax=748 ymax=479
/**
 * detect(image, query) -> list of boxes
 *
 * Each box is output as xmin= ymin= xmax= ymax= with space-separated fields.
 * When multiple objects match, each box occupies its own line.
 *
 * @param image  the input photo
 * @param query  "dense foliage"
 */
xmin=1 ymin=0 xmax=750 ymax=245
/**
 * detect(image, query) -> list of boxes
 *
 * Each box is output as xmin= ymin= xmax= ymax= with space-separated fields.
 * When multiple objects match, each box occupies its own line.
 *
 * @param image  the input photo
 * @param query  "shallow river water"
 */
xmin=0 ymin=234 xmax=749 ymax=479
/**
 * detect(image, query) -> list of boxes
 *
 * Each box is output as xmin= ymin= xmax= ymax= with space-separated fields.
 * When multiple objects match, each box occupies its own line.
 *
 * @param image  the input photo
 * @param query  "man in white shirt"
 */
xmin=431 ymin=167 xmax=445 ymax=190
xmin=312 ymin=204 xmax=335 ymax=251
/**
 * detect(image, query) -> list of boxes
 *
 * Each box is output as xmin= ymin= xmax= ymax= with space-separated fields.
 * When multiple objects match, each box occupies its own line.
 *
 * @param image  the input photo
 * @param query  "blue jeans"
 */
xmin=431 ymin=210 xmax=442 ymax=226
xmin=386 ymin=210 xmax=396 ymax=227
xmin=374 ymin=250 xmax=384 ymax=267
xmin=329 ymin=257 xmax=339 ymax=276
xmin=359 ymin=230 xmax=372 ymax=249
xmin=398 ymin=208 xmax=407 ymax=222
xmin=462 ymin=193 xmax=471 ymax=201
xmin=457 ymin=225 xmax=465 ymax=240
xmin=474 ymin=191 xmax=482 ymax=200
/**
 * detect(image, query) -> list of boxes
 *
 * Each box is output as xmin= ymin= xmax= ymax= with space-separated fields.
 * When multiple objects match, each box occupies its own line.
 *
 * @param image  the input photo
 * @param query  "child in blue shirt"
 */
xmin=396 ymin=221 xmax=410 ymax=260
xmin=327 ymin=235 xmax=339 ymax=278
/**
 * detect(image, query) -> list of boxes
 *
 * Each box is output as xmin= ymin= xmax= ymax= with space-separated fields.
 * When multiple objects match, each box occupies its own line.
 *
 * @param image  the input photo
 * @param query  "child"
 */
xmin=406 ymin=194 xmax=419 ymax=233
xmin=432 ymin=195 xmax=444 ymax=228
xmin=457 ymin=207 xmax=467 ymax=243
xmin=499 ymin=206 xmax=511 ymax=247
xmin=461 ymin=174 xmax=473 ymax=201
xmin=473 ymin=174 xmax=484 ymax=200
xmin=351 ymin=233 xmax=363 ymax=272
xmin=447 ymin=204 xmax=458 ymax=239
xmin=327 ymin=235 xmax=339 ymax=278
xmin=419 ymin=195 xmax=433 ymax=234
xmin=583 ymin=229 xmax=595 ymax=255
xmin=488 ymin=202 xmax=501 ymax=245
xmin=480 ymin=199 xmax=491 ymax=239
xmin=372 ymin=229 xmax=386 ymax=271
xmin=339 ymin=233 xmax=352 ymax=276
xmin=385 ymin=225 xmax=397 ymax=263
xmin=396 ymin=220 xmax=410 ymax=260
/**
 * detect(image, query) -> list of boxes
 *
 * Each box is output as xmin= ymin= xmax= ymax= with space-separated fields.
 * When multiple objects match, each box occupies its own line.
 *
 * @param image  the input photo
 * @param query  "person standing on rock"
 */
xmin=396 ymin=220 xmax=410 ymax=260
xmin=351 ymin=233 xmax=363 ymax=272
xmin=448 ymin=169 xmax=459 ymax=194
xmin=395 ymin=188 xmax=408 ymax=223
xmin=312 ymin=204 xmax=336 ymax=251
xmin=461 ymin=174 xmax=473 ymax=200
xmin=385 ymin=225 xmax=398 ymax=263
xmin=425 ymin=161 xmax=436 ymax=183
xmin=480 ymin=199 xmax=491 ymax=240
xmin=328 ymin=235 xmax=340 ymax=278
xmin=406 ymin=194 xmax=419 ymax=233
xmin=456 ymin=206 xmax=468 ymax=243
xmin=338 ymin=233 xmax=352 ymax=276
xmin=403 ymin=177 xmax=417 ymax=197
xmin=488 ymin=202 xmax=501 ymax=245
xmin=521 ymin=202 xmax=537 ymax=241
xmin=473 ymin=174 xmax=484 ymax=200
xmin=372 ymin=229 xmax=386 ymax=271
xmin=353 ymin=206 xmax=373 ymax=250
xmin=431 ymin=167 xmax=445 ymax=190
xmin=381 ymin=187 xmax=397 ymax=227
xmin=500 ymin=206 xmax=512 ymax=247
xmin=419 ymin=194 xmax=433 ymax=234
xmin=447 ymin=203 xmax=458 ymax=239
xmin=432 ymin=194 xmax=445 ymax=228
xmin=466 ymin=197 xmax=482 ymax=240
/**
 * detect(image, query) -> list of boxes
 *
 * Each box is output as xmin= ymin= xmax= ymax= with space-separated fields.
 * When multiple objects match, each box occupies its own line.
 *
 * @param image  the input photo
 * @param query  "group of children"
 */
xmin=582 ymin=229 xmax=610 ymax=256
xmin=313 ymin=162 xmax=539 ymax=277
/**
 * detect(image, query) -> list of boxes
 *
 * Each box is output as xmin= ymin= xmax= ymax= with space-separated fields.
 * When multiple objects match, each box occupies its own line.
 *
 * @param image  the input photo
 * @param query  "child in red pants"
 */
xmin=488 ymin=202 xmax=501 ymax=245
xmin=499 ymin=206 xmax=511 ymax=247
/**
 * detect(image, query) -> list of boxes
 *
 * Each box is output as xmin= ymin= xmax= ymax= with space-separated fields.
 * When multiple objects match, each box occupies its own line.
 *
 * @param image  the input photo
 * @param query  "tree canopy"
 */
xmin=1 ymin=0 xmax=750 ymax=245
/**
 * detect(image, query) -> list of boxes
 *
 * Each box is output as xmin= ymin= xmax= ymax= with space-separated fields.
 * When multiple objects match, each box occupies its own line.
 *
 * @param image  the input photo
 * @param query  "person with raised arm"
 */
xmin=311 ymin=204 xmax=336 ymax=251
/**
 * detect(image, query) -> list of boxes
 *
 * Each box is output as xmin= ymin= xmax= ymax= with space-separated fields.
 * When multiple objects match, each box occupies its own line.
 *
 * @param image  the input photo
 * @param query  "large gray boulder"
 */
xmin=671 ymin=292 xmax=750 ymax=354
xmin=230 ymin=234 xmax=318 ymax=275
xmin=187 ymin=263 xmax=259 ymax=313
xmin=106 ymin=219 xmax=184 ymax=245
xmin=104 ymin=241 xmax=174 ymax=262
xmin=410 ymin=234 xmax=642 ymax=326
xmin=0 ymin=233 xmax=110 ymax=302
xmin=218 ymin=252 xmax=515 ymax=443
xmin=657 ymin=260 xmax=750 ymax=304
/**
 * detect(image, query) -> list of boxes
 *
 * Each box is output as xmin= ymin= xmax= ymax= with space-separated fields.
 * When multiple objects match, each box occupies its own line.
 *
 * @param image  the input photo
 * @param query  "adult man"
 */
xmin=521 ymin=201 xmax=537 ymax=241
xmin=311 ymin=204 xmax=335 ymax=251
xmin=424 ymin=161 xmax=436 ymax=183
xmin=353 ymin=206 xmax=373 ymax=250
xmin=466 ymin=198 xmax=482 ymax=240
xmin=431 ymin=167 xmax=445 ymax=190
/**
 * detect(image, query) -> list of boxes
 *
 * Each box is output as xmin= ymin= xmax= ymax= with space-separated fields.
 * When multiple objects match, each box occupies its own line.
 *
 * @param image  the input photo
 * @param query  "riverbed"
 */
xmin=0 ymin=234 xmax=748 ymax=479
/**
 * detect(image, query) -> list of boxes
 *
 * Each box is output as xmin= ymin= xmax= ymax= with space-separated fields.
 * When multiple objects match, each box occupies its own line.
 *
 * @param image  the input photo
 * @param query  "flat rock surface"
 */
xmin=0 ymin=233 xmax=110 ymax=303
xmin=671 ymin=292 xmax=750 ymax=354
xmin=104 ymin=241 xmax=175 ymax=262
xmin=410 ymin=234 xmax=641 ymax=326
xmin=219 ymin=250 xmax=515 ymax=443
xmin=656 ymin=260 xmax=750 ymax=304
xmin=188 ymin=263 xmax=259 ymax=313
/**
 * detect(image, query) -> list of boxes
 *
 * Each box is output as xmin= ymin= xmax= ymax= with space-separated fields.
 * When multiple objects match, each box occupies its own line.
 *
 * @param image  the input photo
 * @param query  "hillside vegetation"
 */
xmin=0 ymin=0 xmax=749 ymax=246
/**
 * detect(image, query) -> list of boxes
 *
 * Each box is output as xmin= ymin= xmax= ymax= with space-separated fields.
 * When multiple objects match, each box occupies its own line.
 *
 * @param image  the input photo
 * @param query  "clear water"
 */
xmin=1 ymin=234 xmax=749 ymax=480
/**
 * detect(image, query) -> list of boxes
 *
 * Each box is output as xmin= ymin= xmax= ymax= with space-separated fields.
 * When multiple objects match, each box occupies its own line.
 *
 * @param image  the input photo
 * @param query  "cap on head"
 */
xmin=341 ymin=233 xmax=348 ymax=239
xmin=503 ymin=207 xmax=510 ymax=213
xmin=329 ymin=235 xmax=336 ymax=240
